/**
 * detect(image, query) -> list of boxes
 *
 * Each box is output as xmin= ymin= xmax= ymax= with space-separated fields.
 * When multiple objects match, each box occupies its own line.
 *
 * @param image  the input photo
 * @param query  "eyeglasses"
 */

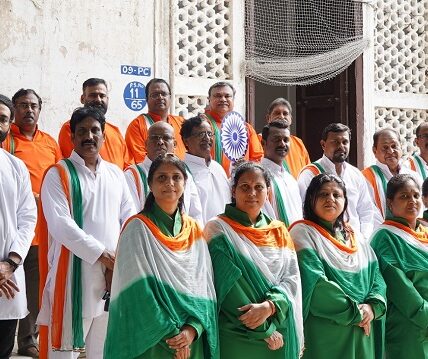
xmin=417 ymin=134 xmax=428 ymax=140
xmin=15 ymin=103 xmax=40 ymax=111
xmin=191 ymin=130 xmax=214 ymax=139
xmin=149 ymin=92 xmax=171 ymax=99
xmin=148 ymin=134 xmax=174 ymax=142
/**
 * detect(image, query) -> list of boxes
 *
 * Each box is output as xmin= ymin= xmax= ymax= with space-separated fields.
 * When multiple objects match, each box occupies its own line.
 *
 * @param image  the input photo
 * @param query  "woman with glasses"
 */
xmin=289 ymin=173 xmax=386 ymax=359
xmin=104 ymin=154 xmax=217 ymax=359
xmin=371 ymin=174 xmax=428 ymax=359
xmin=204 ymin=161 xmax=303 ymax=359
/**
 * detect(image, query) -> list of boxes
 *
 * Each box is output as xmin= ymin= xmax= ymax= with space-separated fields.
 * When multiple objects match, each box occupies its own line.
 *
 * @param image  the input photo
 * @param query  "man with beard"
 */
xmin=362 ymin=128 xmax=421 ymax=224
xmin=205 ymin=82 xmax=263 ymax=174
xmin=2 ymin=88 xmax=61 ymax=357
xmin=125 ymin=121 xmax=203 ymax=224
xmin=298 ymin=123 xmax=375 ymax=239
xmin=406 ymin=123 xmax=428 ymax=181
xmin=260 ymin=120 xmax=302 ymax=227
xmin=38 ymin=107 xmax=135 ymax=358
xmin=0 ymin=94 xmax=37 ymax=359
xmin=125 ymin=78 xmax=187 ymax=162
xmin=180 ymin=115 xmax=230 ymax=224
xmin=58 ymin=78 xmax=133 ymax=169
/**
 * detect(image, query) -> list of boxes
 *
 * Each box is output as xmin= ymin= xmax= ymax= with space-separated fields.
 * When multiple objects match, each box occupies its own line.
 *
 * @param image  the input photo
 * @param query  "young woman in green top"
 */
xmin=289 ymin=173 xmax=386 ymax=359
xmin=371 ymin=174 xmax=428 ymax=358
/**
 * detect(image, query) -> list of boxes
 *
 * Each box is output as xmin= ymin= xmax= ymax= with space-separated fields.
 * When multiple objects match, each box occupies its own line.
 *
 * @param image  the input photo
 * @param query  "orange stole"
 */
xmin=383 ymin=220 xmax=428 ymax=244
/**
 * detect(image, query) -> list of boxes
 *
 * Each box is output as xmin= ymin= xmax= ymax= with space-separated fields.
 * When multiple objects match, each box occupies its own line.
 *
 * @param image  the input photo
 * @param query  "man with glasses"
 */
xmin=205 ymin=81 xmax=263 ymax=174
xmin=2 ymin=89 xmax=61 ymax=357
xmin=406 ymin=123 xmax=428 ymax=180
xmin=125 ymin=78 xmax=187 ymax=162
xmin=58 ymin=78 xmax=133 ymax=169
xmin=180 ymin=115 xmax=230 ymax=224
xmin=125 ymin=121 xmax=203 ymax=224
xmin=0 ymin=94 xmax=37 ymax=359
xmin=362 ymin=128 xmax=421 ymax=224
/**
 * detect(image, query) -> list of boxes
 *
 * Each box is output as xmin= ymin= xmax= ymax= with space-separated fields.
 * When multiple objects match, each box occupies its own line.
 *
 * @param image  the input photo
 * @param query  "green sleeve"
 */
xmin=364 ymin=264 xmax=387 ymax=320
xmin=383 ymin=263 xmax=428 ymax=329
xmin=265 ymin=287 xmax=290 ymax=329
xmin=310 ymin=277 xmax=363 ymax=326
xmin=186 ymin=317 xmax=204 ymax=340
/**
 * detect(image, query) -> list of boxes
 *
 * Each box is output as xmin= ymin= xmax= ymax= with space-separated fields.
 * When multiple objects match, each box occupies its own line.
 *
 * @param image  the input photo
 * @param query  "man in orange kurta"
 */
xmin=204 ymin=82 xmax=263 ymax=174
xmin=125 ymin=78 xmax=186 ymax=162
xmin=264 ymin=97 xmax=310 ymax=179
xmin=58 ymin=78 xmax=133 ymax=169
xmin=1 ymin=89 xmax=62 ymax=357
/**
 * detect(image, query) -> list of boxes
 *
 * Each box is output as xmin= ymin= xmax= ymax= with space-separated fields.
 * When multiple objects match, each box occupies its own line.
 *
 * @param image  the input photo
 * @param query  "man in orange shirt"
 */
xmin=58 ymin=78 xmax=133 ymax=169
xmin=264 ymin=98 xmax=310 ymax=179
xmin=204 ymin=82 xmax=263 ymax=174
xmin=125 ymin=78 xmax=187 ymax=162
xmin=2 ymin=89 xmax=62 ymax=357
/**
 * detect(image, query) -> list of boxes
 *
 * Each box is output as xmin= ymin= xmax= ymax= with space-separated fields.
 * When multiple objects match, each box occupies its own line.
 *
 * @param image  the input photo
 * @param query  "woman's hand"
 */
xmin=166 ymin=325 xmax=197 ymax=350
xmin=264 ymin=330 xmax=284 ymax=350
xmin=358 ymin=303 xmax=374 ymax=336
xmin=238 ymin=301 xmax=272 ymax=329
xmin=174 ymin=347 xmax=191 ymax=359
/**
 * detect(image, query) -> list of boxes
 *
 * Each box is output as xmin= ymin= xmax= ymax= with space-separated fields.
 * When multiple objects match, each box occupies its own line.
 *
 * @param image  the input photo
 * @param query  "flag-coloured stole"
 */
xmin=206 ymin=114 xmax=223 ymax=164
xmin=127 ymin=164 xmax=149 ymax=201
xmin=408 ymin=155 xmax=428 ymax=180
xmin=363 ymin=165 xmax=388 ymax=218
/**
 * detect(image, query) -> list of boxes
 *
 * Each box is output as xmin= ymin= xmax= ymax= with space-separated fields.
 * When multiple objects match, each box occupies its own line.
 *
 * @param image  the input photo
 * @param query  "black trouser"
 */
xmin=0 ymin=319 xmax=18 ymax=359
xmin=18 ymin=245 xmax=39 ymax=350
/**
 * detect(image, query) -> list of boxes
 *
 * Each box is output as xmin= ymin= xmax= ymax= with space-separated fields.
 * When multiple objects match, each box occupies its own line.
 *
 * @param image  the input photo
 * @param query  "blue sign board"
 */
xmin=123 ymin=81 xmax=146 ymax=111
xmin=121 ymin=65 xmax=151 ymax=77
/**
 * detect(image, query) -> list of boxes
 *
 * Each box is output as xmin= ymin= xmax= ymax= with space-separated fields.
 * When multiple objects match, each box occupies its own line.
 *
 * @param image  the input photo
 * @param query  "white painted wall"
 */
xmin=0 ymin=0 xmax=155 ymax=137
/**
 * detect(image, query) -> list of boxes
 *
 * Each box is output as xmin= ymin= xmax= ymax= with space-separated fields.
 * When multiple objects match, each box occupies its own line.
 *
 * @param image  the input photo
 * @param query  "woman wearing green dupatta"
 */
xmin=289 ymin=173 xmax=386 ymax=359
xmin=371 ymin=174 xmax=428 ymax=358
xmin=104 ymin=154 xmax=217 ymax=359
xmin=204 ymin=162 xmax=304 ymax=359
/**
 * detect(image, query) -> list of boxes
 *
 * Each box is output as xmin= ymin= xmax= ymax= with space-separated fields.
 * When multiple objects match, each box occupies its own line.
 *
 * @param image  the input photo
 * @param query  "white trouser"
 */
xmin=48 ymin=312 xmax=109 ymax=359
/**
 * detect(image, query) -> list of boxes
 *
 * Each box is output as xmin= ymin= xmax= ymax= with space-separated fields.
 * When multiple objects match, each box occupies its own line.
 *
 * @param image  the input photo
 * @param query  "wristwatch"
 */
xmin=4 ymin=258 xmax=19 ymax=272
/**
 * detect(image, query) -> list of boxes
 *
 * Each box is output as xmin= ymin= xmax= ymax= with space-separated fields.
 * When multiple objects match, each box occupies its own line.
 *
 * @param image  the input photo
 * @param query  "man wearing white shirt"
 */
xmin=362 ymin=128 xmax=421 ymax=224
xmin=406 ymin=123 xmax=428 ymax=181
xmin=298 ymin=123 xmax=375 ymax=239
xmin=38 ymin=107 xmax=135 ymax=358
xmin=125 ymin=121 xmax=203 ymax=224
xmin=180 ymin=115 xmax=231 ymax=224
xmin=260 ymin=120 xmax=302 ymax=226
xmin=0 ymin=94 xmax=37 ymax=359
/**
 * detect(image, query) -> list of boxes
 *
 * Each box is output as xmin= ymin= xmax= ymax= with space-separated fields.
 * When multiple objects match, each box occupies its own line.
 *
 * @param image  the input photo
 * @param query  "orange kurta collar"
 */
xmin=10 ymin=123 xmax=40 ymax=141
xmin=204 ymin=110 xmax=223 ymax=124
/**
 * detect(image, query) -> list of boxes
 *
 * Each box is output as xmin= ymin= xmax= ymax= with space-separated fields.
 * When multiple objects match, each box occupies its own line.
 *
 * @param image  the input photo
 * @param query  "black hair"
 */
xmin=261 ymin=119 xmax=289 ymax=142
xmin=321 ymin=123 xmax=351 ymax=141
xmin=386 ymin=174 xmax=420 ymax=200
xmin=231 ymin=161 xmax=271 ymax=205
xmin=373 ymin=128 xmax=399 ymax=148
xmin=180 ymin=115 xmax=206 ymax=140
xmin=422 ymin=177 xmax=428 ymax=198
xmin=143 ymin=153 xmax=188 ymax=213
xmin=266 ymin=97 xmax=292 ymax=116
xmin=208 ymin=81 xmax=236 ymax=97
xmin=303 ymin=173 xmax=348 ymax=232
xmin=0 ymin=94 xmax=14 ymax=122
xmin=70 ymin=106 xmax=106 ymax=133
xmin=82 ymin=78 xmax=107 ymax=91
xmin=145 ymin=78 xmax=171 ymax=99
xmin=415 ymin=123 xmax=428 ymax=137
xmin=12 ymin=89 xmax=42 ymax=109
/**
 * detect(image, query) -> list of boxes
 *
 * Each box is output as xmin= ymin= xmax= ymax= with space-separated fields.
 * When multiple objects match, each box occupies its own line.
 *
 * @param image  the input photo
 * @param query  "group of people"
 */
xmin=0 ymin=76 xmax=427 ymax=359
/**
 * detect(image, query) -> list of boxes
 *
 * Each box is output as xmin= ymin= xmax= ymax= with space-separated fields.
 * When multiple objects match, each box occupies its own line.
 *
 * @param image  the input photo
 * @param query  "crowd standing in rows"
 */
xmin=0 ymin=77 xmax=427 ymax=359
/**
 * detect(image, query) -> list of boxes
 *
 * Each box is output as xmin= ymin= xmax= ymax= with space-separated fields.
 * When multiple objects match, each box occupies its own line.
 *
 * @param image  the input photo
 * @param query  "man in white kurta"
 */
xmin=260 ymin=120 xmax=302 ymax=226
xmin=405 ymin=122 xmax=428 ymax=181
xmin=180 ymin=115 xmax=231 ymax=224
xmin=362 ymin=128 xmax=422 ymax=226
xmin=38 ymin=107 xmax=135 ymax=358
xmin=0 ymin=94 xmax=37 ymax=359
xmin=298 ymin=123 xmax=375 ymax=239
xmin=125 ymin=121 xmax=203 ymax=224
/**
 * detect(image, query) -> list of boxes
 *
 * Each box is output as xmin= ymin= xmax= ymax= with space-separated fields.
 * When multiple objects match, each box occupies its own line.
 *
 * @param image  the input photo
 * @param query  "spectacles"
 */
xmin=149 ymin=92 xmax=171 ymax=99
xmin=417 ymin=134 xmax=428 ymax=140
xmin=191 ymin=130 xmax=214 ymax=139
xmin=15 ymin=103 xmax=40 ymax=111
xmin=149 ymin=134 xmax=174 ymax=142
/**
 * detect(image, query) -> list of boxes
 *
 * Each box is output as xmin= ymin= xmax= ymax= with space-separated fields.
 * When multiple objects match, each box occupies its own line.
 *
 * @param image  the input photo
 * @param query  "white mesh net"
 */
xmin=244 ymin=0 xmax=372 ymax=85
